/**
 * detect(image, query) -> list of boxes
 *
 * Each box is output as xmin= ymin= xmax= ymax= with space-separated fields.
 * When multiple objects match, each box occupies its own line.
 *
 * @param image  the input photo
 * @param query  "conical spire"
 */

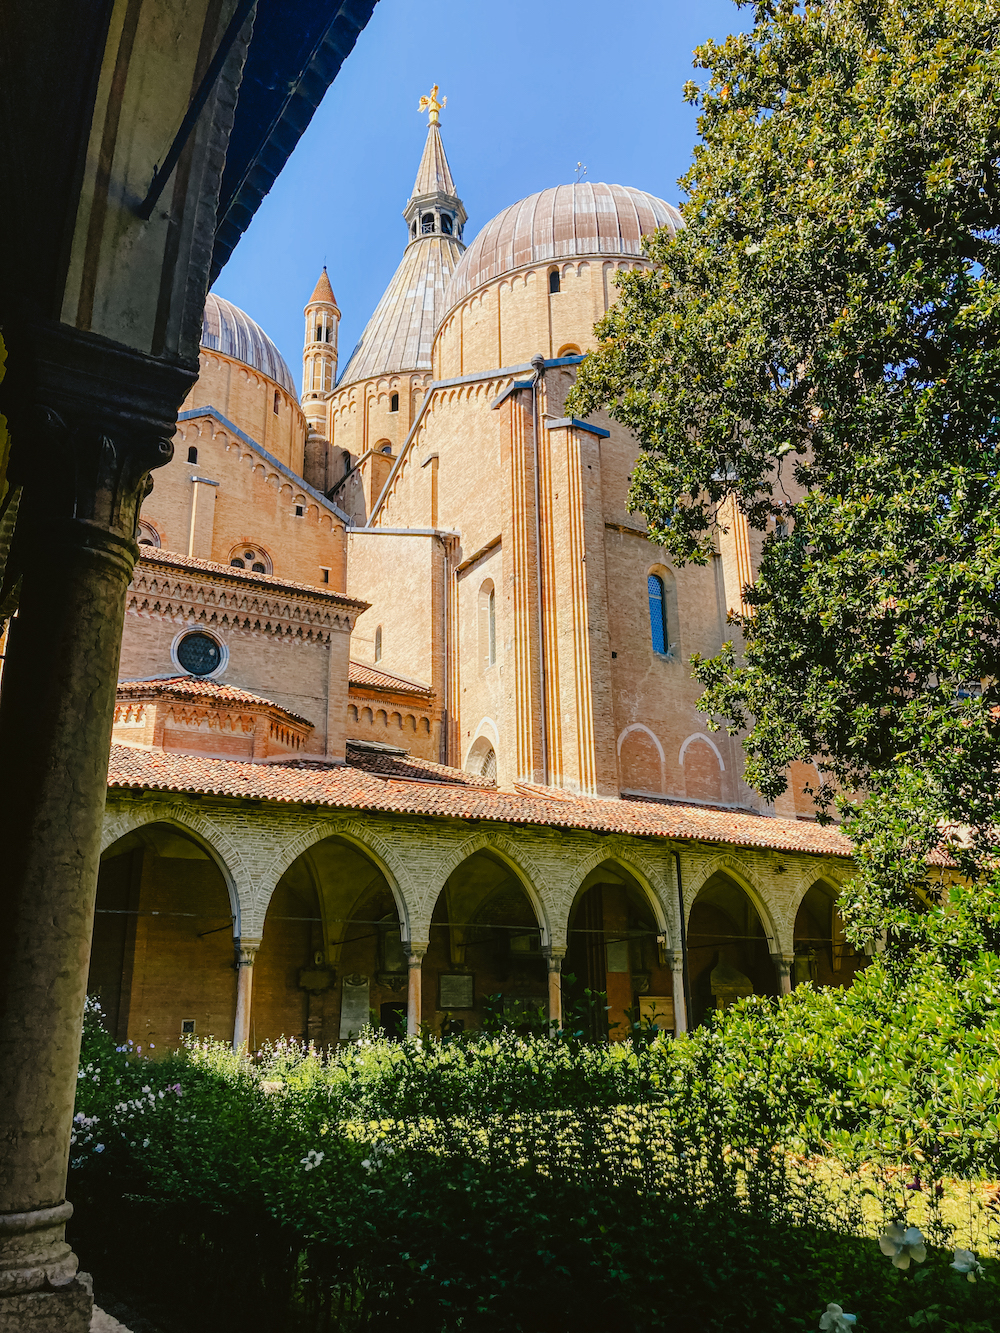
xmin=338 ymin=103 xmax=467 ymax=387
xmin=308 ymin=265 xmax=337 ymax=307
xmin=411 ymin=122 xmax=456 ymax=200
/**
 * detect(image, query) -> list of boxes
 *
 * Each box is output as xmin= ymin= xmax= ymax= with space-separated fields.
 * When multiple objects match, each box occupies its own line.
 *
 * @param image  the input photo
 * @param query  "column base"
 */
xmin=0 ymin=1272 xmax=93 ymax=1332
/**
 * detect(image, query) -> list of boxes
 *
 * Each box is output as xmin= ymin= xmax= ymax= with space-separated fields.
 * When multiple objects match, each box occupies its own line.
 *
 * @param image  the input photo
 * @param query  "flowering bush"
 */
xmin=69 ymin=969 xmax=999 ymax=1332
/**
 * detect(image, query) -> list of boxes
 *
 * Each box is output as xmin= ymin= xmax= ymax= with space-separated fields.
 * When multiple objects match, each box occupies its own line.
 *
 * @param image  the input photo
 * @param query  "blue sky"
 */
xmin=215 ymin=0 xmax=752 ymax=392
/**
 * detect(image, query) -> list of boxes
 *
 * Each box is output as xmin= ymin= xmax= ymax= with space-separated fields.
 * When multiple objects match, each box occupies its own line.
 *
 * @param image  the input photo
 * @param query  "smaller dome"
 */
xmin=444 ymin=182 xmax=682 ymax=310
xmin=201 ymin=292 xmax=296 ymax=394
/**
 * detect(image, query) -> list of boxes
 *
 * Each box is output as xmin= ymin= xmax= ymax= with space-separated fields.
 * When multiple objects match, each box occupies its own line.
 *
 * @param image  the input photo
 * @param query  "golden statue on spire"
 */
xmin=418 ymin=84 xmax=446 ymax=126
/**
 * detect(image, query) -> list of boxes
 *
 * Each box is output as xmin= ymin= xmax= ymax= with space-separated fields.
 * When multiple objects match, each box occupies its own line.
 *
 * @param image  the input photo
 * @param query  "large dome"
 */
xmin=443 ymin=182 xmax=682 ymax=310
xmin=201 ymin=292 xmax=296 ymax=394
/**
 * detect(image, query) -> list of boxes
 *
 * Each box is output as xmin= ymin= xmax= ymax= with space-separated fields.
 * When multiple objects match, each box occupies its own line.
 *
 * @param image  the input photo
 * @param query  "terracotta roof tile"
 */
xmin=116 ymin=677 xmax=314 ymax=729
xmin=137 ymin=547 xmax=369 ymax=609
xmin=344 ymin=741 xmax=492 ymax=787
xmin=106 ymin=744 xmax=854 ymax=858
xmin=348 ymin=661 xmax=433 ymax=698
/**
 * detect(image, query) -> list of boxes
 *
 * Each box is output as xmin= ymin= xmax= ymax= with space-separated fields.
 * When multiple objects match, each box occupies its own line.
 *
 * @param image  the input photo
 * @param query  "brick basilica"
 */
xmin=90 ymin=95 xmax=866 ymax=1054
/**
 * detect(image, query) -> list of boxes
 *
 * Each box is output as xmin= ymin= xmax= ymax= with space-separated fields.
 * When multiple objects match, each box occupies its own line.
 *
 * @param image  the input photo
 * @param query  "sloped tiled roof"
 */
xmin=106 ymin=743 xmax=854 ymax=858
xmin=136 ymin=547 xmax=369 ymax=609
xmin=202 ymin=293 xmax=296 ymax=394
xmin=445 ymin=183 xmax=682 ymax=310
xmin=116 ymin=677 xmax=314 ymax=729
xmin=344 ymin=741 xmax=491 ymax=787
xmin=349 ymin=661 xmax=433 ymax=698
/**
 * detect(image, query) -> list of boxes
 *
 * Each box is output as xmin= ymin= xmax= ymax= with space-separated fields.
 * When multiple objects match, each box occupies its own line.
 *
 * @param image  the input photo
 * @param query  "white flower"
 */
xmin=361 ymin=1158 xmax=373 ymax=1171
xmin=878 ymin=1222 xmax=926 ymax=1269
xmin=819 ymin=1304 xmax=857 ymax=1332
xmin=93 ymin=1144 xmax=105 ymax=1154
xmin=300 ymin=1149 xmax=324 ymax=1172
xmin=951 ymin=1249 xmax=983 ymax=1282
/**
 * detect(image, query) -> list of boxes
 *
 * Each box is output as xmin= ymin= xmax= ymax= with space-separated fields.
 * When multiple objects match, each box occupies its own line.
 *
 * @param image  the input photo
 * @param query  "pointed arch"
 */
xmin=247 ymin=818 xmax=413 ymax=943
xmin=683 ymin=851 xmax=784 ymax=952
xmin=421 ymin=831 xmax=551 ymax=947
xmin=101 ymin=802 xmax=248 ymax=935
xmin=565 ymin=840 xmax=675 ymax=949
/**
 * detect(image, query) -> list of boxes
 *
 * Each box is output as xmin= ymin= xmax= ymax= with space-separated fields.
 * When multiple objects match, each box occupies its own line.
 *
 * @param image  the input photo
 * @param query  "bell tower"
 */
xmin=302 ymin=265 xmax=339 ymax=434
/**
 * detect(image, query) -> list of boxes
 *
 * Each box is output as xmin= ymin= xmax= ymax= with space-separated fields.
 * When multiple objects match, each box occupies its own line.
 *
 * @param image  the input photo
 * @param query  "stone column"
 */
xmin=0 ymin=325 xmax=192 ymax=1330
xmin=406 ymin=944 xmax=428 ymax=1037
xmin=544 ymin=947 xmax=565 ymax=1029
xmin=671 ymin=950 xmax=688 ymax=1036
xmin=771 ymin=952 xmax=795 ymax=996
xmin=232 ymin=938 xmax=261 ymax=1051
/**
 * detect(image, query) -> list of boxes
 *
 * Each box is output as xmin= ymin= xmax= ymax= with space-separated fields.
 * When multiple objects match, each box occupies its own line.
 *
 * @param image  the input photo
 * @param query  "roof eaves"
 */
xmin=177 ymin=405 xmax=352 ymax=524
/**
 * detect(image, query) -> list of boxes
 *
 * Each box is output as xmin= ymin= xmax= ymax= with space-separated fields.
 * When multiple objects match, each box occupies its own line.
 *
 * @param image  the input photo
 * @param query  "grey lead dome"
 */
xmin=202 ymin=291 xmax=296 ymax=394
xmin=443 ymin=182 xmax=682 ymax=313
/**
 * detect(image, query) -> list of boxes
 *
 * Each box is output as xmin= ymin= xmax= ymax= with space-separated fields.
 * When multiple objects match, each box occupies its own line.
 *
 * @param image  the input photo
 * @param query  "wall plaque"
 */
xmin=439 ymin=973 xmax=474 ymax=1009
xmin=339 ymin=974 xmax=371 ymax=1039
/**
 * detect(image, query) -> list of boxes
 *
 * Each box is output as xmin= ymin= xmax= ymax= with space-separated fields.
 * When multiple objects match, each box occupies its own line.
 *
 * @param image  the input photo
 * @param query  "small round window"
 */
xmin=176 ymin=632 xmax=222 ymax=677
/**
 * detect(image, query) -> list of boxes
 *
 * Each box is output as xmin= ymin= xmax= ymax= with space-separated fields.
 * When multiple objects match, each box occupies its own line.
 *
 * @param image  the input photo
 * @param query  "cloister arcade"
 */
xmin=89 ymin=795 xmax=862 ymax=1052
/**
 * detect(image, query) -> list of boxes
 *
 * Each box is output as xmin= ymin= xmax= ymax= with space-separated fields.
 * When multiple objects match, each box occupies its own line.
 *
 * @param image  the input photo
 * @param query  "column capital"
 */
xmin=407 ymin=942 xmax=429 ymax=963
xmin=6 ymin=322 xmax=195 ymax=576
xmin=542 ymin=945 xmax=566 ymax=971
xmin=235 ymin=938 xmax=261 ymax=967
xmin=770 ymin=951 xmax=795 ymax=972
xmin=670 ymin=949 xmax=686 ymax=973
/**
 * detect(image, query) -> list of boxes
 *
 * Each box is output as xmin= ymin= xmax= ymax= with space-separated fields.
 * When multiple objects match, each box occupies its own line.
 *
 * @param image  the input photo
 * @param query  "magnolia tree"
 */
xmin=569 ymin=0 xmax=1000 ymax=965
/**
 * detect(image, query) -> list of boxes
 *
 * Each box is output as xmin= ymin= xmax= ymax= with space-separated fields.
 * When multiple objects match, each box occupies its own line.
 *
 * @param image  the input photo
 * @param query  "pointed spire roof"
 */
xmin=338 ymin=117 xmax=467 ymax=387
xmin=411 ymin=123 xmax=456 ymax=199
xmin=307 ymin=265 xmax=337 ymax=307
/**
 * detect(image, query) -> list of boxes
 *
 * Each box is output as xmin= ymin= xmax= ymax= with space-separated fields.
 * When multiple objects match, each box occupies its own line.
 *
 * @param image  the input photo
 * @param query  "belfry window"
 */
xmin=389 ymin=392 xmax=399 ymax=413
xmin=187 ymin=446 xmax=198 ymax=464
xmin=441 ymin=214 xmax=453 ymax=235
xmin=549 ymin=268 xmax=561 ymax=294
xmin=648 ymin=574 xmax=667 ymax=655
xmin=488 ymin=587 xmax=496 ymax=666
xmin=421 ymin=213 xmax=435 ymax=234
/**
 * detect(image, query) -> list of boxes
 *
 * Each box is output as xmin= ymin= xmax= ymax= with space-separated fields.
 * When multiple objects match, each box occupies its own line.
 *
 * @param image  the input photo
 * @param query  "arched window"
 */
xmin=389 ymin=392 xmax=399 ymax=413
xmin=381 ymin=444 xmax=392 ymax=455
xmin=315 ymin=325 xmax=322 ymax=342
xmin=273 ymin=390 xmax=280 ymax=414
xmin=374 ymin=625 xmax=382 ymax=663
xmin=549 ymin=268 xmax=561 ymax=294
xmin=187 ymin=445 xmax=198 ymax=464
xmin=343 ymin=450 xmax=352 ymax=476
xmin=136 ymin=520 xmax=160 ymax=548
xmin=441 ymin=214 xmax=453 ymax=235
xmin=648 ymin=574 xmax=667 ymax=654
xmin=479 ymin=579 xmax=497 ymax=670
xmin=421 ymin=213 xmax=435 ymax=234
xmin=229 ymin=546 xmax=271 ymax=575
xmin=647 ymin=570 xmax=679 ymax=657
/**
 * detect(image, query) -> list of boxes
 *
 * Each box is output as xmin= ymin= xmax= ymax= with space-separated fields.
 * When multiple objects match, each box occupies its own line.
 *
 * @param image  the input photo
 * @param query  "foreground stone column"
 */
xmin=0 ymin=326 xmax=192 ymax=1330
xmin=671 ymin=950 xmax=688 ymax=1036
xmin=232 ymin=938 xmax=261 ymax=1051
xmin=771 ymin=952 xmax=795 ymax=996
xmin=544 ymin=947 xmax=565 ymax=1029
xmin=406 ymin=944 xmax=427 ymax=1037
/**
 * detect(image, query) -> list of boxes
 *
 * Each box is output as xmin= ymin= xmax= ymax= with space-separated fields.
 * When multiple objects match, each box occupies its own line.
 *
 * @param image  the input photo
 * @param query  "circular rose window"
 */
xmin=176 ymin=632 xmax=222 ymax=677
